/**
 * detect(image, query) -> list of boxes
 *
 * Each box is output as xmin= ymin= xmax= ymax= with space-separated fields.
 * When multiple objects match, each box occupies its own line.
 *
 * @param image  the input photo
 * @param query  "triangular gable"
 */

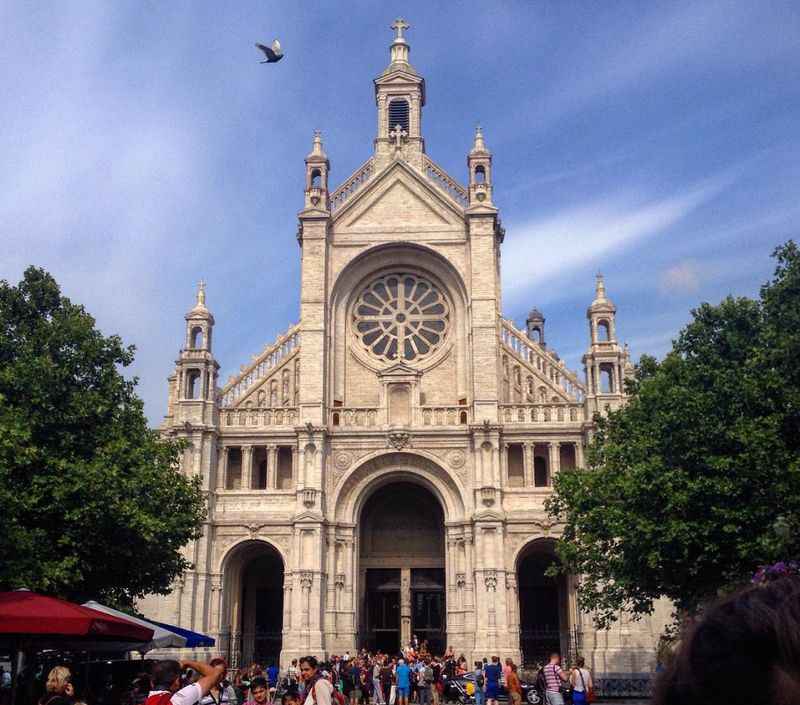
xmin=333 ymin=160 xmax=464 ymax=227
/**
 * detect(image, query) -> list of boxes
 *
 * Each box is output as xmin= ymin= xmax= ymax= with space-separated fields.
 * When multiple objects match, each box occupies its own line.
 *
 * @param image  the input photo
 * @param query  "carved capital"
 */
xmin=480 ymin=486 xmax=497 ymax=506
xmin=302 ymin=488 xmax=317 ymax=508
xmin=299 ymin=571 xmax=313 ymax=589
xmin=335 ymin=573 xmax=346 ymax=588
xmin=484 ymin=569 xmax=498 ymax=592
xmin=456 ymin=573 xmax=466 ymax=588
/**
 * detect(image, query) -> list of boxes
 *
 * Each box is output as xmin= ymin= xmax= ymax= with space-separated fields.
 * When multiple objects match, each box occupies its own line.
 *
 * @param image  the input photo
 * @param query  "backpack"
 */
xmin=476 ymin=673 xmax=485 ymax=688
xmin=535 ymin=668 xmax=547 ymax=695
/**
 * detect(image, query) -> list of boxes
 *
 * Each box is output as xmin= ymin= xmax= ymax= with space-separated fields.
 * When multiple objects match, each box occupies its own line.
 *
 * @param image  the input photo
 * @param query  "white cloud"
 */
xmin=502 ymin=171 xmax=734 ymax=305
xmin=659 ymin=260 xmax=701 ymax=296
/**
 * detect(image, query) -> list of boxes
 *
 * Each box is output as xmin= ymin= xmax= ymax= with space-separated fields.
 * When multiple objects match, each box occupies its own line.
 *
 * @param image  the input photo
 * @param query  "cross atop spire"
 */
xmin=197 ymin=279 xmax=206 ymax=307
xmin=391 ymin=18 xmax=410 ymax=42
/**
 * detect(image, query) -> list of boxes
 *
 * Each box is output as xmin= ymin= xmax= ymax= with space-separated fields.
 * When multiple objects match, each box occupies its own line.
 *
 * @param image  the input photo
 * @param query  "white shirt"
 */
xmin=148 ymin=683 xmax=203 ymax=705
xmin=571 ymin=669 xmax=592 ymax=693
xmin=304 ymin=679 xmax=333 ymax=705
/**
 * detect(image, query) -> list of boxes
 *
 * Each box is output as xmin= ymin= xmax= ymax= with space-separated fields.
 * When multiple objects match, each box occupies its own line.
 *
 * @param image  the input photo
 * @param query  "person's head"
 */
xmin=575 ymin=657 xmax=585 ymax=669
xmin=505 ymin=658 xmax=512 ymax=666
xmin=654 ymin=575 xmax=800 ymax=705
xmin=209 ymin=657 xmax=228 ymax=685
xmin=300 ymin=656 xmax=319 ymax=682
xmin=282 ymin=693 xmax=301 ymax=705
xmin=549 ymin=653 xmax=561 ymax=665
xmin=491 ymin=656 xmax=499 ymax=664
xmin=398 ymin=659 xmax=405 ymax=666
xmin=249 ymin=676 xmax=269 ymax=704
xmin=292 ymin=659 xmax=298 ymax=666
xmin=152 ymin=660 xmax=183 ymax=693
xmin=45 ymin=667 xmax=73 ymax=696
xmin=474 ymin=661 xmax=482 ymax=670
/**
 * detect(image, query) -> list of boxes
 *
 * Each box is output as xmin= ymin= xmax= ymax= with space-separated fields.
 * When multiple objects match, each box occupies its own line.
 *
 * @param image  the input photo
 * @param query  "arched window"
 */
xmin=600 ymin=364 xmax=615 ymax=393
xmin=538 ymin=386 xmax=547 ymax=403
xmin=474 ymin=165 xmax=486 ymax=184
xmin=186 ymin=370 xmax=201 ymax=399
xmin=388 ymin=98 xmax=410 ymax=133
xmin=597 ymin=320 xmax=611 ymax=341
xmin=190 ymin=326 xmax=203 ymax=349
xmin=310 ymin=168 xmax=322 ymax=188
xmin=530 ymin=327 xmax=541 ymax=344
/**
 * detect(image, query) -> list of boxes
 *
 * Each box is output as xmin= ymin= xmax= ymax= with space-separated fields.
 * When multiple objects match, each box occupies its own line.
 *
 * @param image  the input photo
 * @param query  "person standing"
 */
xmin=542 ymin=654 xmax=569 ymax=705
xmin=395 ymin=659 xmax=411 ymax=705
xmin=472 ymin=662 xmax=485 ymax=705
xmin=146 ymin=659 xmax=225 ymax=705
xmin=569 ymin=658 xmax=592 ymax=705
xmin=483 ymin=657 xmax=501 ymax=705
xmin=300 ymin=657 xmax=333 ymax=705
xmin=505 ymin=666 xmax=522 ymax=705
xmin=372 ymin=658 xmax=384 ymax=705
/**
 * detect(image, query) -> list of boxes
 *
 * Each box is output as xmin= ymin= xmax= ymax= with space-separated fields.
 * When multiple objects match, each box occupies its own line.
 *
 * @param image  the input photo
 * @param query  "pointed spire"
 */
xmin=306 ymin=129 xmax=327 ymax=161
xmin=595 ymin=273 xmax=607 ymax=302
xmin=386 ymin=17 xmax=415 ymax=72
xmin=471 ymin=124 xmax=489 ymax=154
xmin=187 ymin=279 xmax=212 ymax=320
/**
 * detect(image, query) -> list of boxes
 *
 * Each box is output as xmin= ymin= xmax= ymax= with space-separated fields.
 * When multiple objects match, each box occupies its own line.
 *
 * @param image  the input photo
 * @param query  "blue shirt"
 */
xmin=396 ymin=664 xmax=411 ymax=688
xmin=484 ymin=664 xmax=501 ymax=685
xmin=268 ymin=665 xmax=279 ymax=685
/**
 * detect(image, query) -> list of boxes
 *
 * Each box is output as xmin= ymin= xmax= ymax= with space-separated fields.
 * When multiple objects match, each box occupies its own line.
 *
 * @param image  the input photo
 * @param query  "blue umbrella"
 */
xmin=150 ymin=620 xmax=215 ymax=648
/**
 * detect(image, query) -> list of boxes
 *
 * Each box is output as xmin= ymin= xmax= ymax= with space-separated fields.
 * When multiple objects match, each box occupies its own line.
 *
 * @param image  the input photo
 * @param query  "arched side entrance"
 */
xmin=220 ymin=540 xmax=284 ymax=667
xmin=358 ymin=481 xmax=446 ymax=654
xmin=517 ymin=539 xmax=571 ymax=666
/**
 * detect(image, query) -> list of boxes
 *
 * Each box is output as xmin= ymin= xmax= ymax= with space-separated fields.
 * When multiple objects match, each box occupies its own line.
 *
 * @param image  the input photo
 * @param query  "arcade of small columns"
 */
xmin=212 ymin=439 xmax=585 ymax=493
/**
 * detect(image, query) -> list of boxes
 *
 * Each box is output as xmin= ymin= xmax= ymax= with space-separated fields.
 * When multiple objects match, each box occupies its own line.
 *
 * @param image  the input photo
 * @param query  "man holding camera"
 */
xmin=146 ymin=659 xmax=225 ymax=705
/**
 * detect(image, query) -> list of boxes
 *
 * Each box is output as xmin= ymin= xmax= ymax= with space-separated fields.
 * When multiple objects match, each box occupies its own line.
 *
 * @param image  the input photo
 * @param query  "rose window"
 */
xmin=353 ymin=273 xmax=449 ymax=362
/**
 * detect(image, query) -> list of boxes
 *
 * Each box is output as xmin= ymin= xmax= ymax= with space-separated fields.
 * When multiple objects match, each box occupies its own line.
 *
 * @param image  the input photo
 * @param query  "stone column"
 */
xmin=400 ymin=567 xmax=412 ymax=649
xmin=242 ymin=445 xmax=253 ymax=490
xmin=594 ymin=363 xmax=601 ymax=394
xmin=575 ymin=442 xmax=585 ymax=469
xmin=268 ymin=445 xmax=278 ymax=489
xmin=217 ymin=446 xmax=229 ymax=490
xmin=548 ymin=442 xmax=561 ymax=484
xmin=523 ymin=442 xmax=533 ymax=487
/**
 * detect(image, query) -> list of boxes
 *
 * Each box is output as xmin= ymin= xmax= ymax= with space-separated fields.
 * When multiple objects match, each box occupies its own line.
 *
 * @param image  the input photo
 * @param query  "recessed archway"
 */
xmin=516 ymin=539 xmax=570 ymax=666
xmin=220 ymin=540 xmax=284 ymax=667
xmin=358 ymin=481 xmax=446 ymax=655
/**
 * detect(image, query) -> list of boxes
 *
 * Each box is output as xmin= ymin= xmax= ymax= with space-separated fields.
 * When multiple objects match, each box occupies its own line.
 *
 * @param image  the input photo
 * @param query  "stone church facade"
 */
xmin=141 ymin=21 xmax=668 ymax=682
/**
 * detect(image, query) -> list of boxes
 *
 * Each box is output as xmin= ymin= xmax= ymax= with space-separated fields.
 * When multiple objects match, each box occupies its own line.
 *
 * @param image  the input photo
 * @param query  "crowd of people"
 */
xmin=22 ymin=573 xmax=800 ymax=705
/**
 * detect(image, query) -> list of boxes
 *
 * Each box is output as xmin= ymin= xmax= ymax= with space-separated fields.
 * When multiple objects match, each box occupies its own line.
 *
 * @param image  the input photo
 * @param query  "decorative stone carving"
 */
xmin=387 ymin=431 xmax=411 ymax=450
xmin=334 ymin=451 xmax=353 ymax=471
xmin=299 ymin=571 xmax=313 ymax=589
xmin=302 ymin=488 xmax=317 ymax=508
xmin=456 ymin=572 xmax=466 ymax=588
xmin=335 ymin=573 xmax=346 ymax=588
xmin=481 ymin=486 xmax=496 ymax=506
xmin=448 ymin=449 xmax=466 ymax=469
xmin=484 ymin=569 xmax=497 ymax=592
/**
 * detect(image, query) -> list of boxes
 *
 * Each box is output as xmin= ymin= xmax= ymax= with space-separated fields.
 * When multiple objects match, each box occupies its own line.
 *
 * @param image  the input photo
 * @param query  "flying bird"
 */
xmin=255 ymin=40 xmax=284 ymax=63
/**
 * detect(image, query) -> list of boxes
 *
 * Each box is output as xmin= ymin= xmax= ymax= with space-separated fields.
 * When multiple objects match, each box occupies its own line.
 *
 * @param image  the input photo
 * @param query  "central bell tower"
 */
xmin=373 ymin=18 xmax=426 ymax=170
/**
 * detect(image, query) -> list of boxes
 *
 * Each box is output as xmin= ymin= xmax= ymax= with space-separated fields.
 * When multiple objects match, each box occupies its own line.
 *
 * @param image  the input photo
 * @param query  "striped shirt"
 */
xmin=544 ymin=664 xmax=563 ymax=693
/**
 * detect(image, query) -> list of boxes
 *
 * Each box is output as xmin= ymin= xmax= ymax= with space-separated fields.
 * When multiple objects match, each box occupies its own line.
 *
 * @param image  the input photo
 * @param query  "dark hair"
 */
xmin=151 ymin=660 xmax=182 ymax=690
xmin=654 ymin=576 xmax=800 ymax=705
xmin=575 ymin=657 xmax=585 ymax=668
xmin=250 ymin=676 xmax=268 ymax=691
xmin=299 ymin=656 xmax=319 ymax=670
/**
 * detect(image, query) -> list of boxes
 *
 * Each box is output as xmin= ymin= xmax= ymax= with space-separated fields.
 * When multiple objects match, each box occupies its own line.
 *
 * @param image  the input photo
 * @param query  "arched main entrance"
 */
xmin=221 ymin=540 xmax=284 ymax=667
xmin=517 ymin=540 xmax=570 ymax=666
xmin=358 ymin=481 xmax=446 ymax=654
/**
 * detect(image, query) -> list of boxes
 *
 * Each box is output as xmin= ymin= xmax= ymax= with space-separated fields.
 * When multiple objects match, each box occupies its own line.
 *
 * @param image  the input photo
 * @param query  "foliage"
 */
xmin=546 ymin=242 xmax=800 ymax=628
xmin=0 ymin=267 xmax=205 ymax=608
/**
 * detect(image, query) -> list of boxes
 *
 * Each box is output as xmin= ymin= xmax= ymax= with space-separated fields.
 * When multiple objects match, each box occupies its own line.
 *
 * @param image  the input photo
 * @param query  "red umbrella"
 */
xmin=0 ymin=591 xmax=153 ymax=641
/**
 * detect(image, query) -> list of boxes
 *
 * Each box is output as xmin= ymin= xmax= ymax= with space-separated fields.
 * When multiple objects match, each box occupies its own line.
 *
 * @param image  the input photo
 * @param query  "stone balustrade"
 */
xmin=223 ymin=407 xmax=298 ymax=427
xmin=421 ymin=405 xmax=470 ymax=426
xmin=499 ymin=403 xmax=584 ymax=424
xmin=500 ymin=318 xmax=585 ymax=401
xmin=422 ymin=155 xmax=469 ymax=207
xmin=330 ymin=158 xmax=375 ymax=212
xmin=330 ymin=407 xmax=380 ymax=427
xmin=220 ymin=325 xmax=300 ymax=408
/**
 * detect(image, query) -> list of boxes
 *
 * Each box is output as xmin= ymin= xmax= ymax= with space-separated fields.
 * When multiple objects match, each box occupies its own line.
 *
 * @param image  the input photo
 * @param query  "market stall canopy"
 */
xmin=82 ymin=601 xmax=186 ymax=651
xmin=0 ymin=592 xmax=153 ymax=643
xmin=151 ymin=620 xmax=215 ymax=648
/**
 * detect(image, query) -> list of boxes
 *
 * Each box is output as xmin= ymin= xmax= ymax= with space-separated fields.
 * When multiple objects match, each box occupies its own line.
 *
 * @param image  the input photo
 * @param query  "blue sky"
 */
xmin=2 ymin=1 xmax=799 ymax=425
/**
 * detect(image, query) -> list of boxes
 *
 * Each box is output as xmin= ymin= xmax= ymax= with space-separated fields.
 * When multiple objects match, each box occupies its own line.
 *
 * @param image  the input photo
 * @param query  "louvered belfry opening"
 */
xmin=388 ymin=98 xmax=410 ymax=134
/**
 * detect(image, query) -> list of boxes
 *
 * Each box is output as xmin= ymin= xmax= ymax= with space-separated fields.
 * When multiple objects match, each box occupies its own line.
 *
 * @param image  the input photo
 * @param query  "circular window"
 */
xmin=353 ymin=273 xmax=449 ymax=363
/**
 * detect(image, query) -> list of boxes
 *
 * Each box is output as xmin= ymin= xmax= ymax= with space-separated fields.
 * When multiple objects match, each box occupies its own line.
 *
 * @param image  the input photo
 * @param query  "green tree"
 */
xmin=0 ymin=267 xmax=205 ymax=608
xmin=546 ymin=242 xmax=800 ymax=628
